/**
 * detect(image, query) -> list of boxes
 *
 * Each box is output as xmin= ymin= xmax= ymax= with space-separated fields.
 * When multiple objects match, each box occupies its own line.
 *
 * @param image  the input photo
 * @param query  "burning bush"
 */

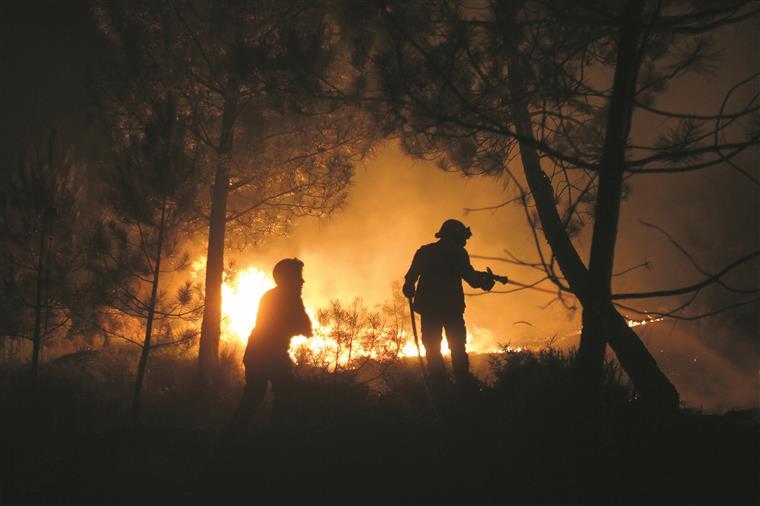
xmin=291 ymin=298 xmax=406 ymax=387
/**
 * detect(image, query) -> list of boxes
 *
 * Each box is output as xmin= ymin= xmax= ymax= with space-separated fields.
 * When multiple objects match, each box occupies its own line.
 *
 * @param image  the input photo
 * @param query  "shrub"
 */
xmin=489 ymin=347 xmax=633 ymax=425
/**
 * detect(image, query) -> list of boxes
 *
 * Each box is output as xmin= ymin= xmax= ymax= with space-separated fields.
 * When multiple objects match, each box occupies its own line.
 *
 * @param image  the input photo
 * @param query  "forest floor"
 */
xmin=1 ymin=349 xmax=758 ymax=505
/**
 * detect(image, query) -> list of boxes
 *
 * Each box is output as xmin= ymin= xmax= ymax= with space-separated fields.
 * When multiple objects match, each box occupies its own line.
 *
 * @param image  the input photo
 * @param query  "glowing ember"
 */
xmin=626 ymin=316 xmax=665 ymax=328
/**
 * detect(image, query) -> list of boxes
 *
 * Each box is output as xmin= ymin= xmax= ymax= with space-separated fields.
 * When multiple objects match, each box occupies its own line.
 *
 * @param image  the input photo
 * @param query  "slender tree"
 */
xmin=102 ymin=97 xmax=204 ymax=422
xmin=0 ymin=131 xmax=86 ymax=379
xmin=93 ymin=0 xmax=377 ymax=377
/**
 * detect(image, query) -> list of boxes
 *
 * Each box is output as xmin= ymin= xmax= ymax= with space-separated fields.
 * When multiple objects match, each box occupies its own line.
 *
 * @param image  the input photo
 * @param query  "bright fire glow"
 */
xmin=221 ymin=268 xmax=275 ymax=343
xmin=192 ymin=257 xmax=667 ymax=367
xmin=193 ymin=259 xmax=458 ymax=364
xmin=192 ymin=259 xmax=422 ymax=365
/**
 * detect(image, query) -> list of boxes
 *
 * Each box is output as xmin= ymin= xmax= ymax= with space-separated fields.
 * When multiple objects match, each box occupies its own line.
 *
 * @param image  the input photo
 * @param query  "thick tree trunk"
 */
xmin=132 ymin=198 xmax=167 ymax=424
xmin=198 ymin=86 xmax=239 ymax=377
xmin=507 ymin=27 xmax=679 ymax=409
xmin=603 ymin=304 xmax=678 ymax=407
xmin=580 ymin=0 xmax=645 ymax=390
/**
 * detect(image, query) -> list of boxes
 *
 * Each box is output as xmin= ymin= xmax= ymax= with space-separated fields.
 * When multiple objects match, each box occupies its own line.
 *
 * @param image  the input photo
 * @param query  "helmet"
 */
xmin=435 ymin=219 xmax=472 ymax=240
xmin=272 ymin=258 xmax=304 ymax=286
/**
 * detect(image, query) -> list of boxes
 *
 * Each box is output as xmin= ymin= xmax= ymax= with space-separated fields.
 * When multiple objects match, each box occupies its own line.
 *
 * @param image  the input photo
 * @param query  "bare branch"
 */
xmin=612 ymin=249 xmax=760 ymax=300
xmin=639 ymin=219 xmax=758 ymax=294
xmin=615 ymin=297 xmax=760 ymax=321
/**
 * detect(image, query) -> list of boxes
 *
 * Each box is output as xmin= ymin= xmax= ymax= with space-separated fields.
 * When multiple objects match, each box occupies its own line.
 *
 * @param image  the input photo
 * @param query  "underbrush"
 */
xmin=0 ymin=347 xmax=757 ymax=505
xmin=0 ymin=347 xmax=243 ymax=432
xmin=489 ymin=347 xmax=633 ymax=426
xmin=0 ymin=345 xmax=632 ymax=433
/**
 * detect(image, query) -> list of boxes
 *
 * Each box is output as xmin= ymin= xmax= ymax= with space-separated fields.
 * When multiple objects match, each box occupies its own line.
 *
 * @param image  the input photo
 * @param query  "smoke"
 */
xmin=638 ymin=319 xmax=758 ymax=412
xmin=203 ymin=21 xmax=759 ymax=411
xmin=232 ymin=126 xmax=758 ymax=412
xmin=231 ymin=143 xmax=580 ymax=351
xmin=1 ymin=0 xmax=756 ymax=412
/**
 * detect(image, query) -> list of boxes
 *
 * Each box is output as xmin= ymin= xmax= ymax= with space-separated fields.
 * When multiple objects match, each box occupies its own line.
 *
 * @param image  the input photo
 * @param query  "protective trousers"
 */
xmin=231 ymin=351 xmax=295 ymax=428
xmin=420 ymin=312 xmax=470 ymax=389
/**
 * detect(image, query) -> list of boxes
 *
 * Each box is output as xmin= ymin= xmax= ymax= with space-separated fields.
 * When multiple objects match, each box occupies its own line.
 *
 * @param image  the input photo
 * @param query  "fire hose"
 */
xmin=408 ymin=297 xmax=439 ymax=420
xmin=407 ymin=268 xmax=508 ymax=418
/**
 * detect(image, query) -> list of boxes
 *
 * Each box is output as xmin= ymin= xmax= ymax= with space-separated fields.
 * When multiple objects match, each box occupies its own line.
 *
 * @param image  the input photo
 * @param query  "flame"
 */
xmin=191 ymin=258 xmax=469 ymax=366
xmin=626 ymin=316 xmax=665 ymax=328
xmin=191 ymin=257 xmax=666 ymax=368
xmin=191 ymin=257 xmax=277 ymax=344
xmin=221 ymin=268 xmax=275 ymax=343
xmin=192 ymin=258 xmax=431 ymax=365
xmin=399 ymin=330 xmax=452 ymax=357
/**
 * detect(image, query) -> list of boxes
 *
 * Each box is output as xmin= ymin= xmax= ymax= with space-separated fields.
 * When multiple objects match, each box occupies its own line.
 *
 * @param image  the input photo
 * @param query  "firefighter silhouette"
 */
xmin=404 ymin=219 xmax=498 ymax=390
xmin=231 ymin=258 xmax=312 ymax=428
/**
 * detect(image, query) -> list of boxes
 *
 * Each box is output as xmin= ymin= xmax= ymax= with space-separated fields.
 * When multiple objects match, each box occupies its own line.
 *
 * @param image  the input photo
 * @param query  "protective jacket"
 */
xmin=404 ymin=238 xmax=493 ymax=316
xmin=243 ymin=286 xmax=312 ymax=364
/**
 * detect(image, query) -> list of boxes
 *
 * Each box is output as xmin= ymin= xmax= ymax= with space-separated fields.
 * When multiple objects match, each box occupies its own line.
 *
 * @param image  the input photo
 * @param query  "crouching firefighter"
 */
xmin=230 ymin=258 xmax=313 ymax=429
xmin=403 ymin=219 xmax=505 ymax=393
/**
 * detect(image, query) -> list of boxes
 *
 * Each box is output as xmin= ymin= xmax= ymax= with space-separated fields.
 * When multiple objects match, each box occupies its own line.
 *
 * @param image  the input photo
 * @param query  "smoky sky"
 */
xmin=1 ymin=1 xmax=757 ymax=411
xmin=238 ymin=21 xmax=760 ymax=411
xmin=249 ymin=134 xmax=758 ymax=411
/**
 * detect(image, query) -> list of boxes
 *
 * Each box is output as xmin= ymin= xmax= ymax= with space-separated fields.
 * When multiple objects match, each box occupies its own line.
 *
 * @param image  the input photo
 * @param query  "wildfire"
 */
xmin=220 ymin=268 xmax=275 ymax=343
xmin=191 ymin=258 xmax=666 ymax=368
xmin=191 ymin=259 xmax=463 ymax=364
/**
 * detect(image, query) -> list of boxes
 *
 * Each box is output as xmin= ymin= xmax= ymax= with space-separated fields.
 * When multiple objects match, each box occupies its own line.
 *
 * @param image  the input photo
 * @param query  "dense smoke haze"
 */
xmin=240 ymin=137 xmax=758 ymax=411
xmin=239 ymin=21 xmax=760 ymax=411
xmin=1 ymin=1 xmax=757 ymax=412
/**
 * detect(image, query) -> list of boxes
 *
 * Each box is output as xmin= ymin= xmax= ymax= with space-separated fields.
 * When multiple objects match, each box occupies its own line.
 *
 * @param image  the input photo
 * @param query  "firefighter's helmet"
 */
xmin=435 ymin=219 xmax=472 ymax=240
xmin=272 ymin=258 xmax=304 ymax=286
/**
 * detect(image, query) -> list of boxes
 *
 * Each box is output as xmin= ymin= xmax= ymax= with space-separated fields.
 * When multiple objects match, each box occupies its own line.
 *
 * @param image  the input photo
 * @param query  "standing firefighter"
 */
xmin=403 ymin=219 xmax=503 ymax=391
xmin=231 ymin=258 xmax=312 ymax=429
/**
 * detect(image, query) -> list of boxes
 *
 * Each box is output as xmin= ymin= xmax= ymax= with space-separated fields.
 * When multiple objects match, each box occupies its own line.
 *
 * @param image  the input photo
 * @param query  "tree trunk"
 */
xmin=603 ymin=304 xmax=678 ymax=407
xmin=198 ymin=85 xmax=239 ymax=377
xmin=506 ymin=29 xmax=679 ymax=409
xmin=580 ymin=0 xmax=645 ymax=390
xmin=132 ymin=198 xmax=167 ymax=424
xmin=30 ymin=210 xmax=48 ymax=380
xmin=31 ymin=133 xmax=57 ymax=380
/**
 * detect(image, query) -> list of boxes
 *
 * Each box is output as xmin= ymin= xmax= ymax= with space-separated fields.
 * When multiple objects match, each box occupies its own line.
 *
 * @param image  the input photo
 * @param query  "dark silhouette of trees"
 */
xmin=339 ymin=0 xmax=759 ymax=408
xmin=0 ymin=131 xmax=91 ymax=379
xmin=93 ymin=0 xmax=376 ymax=378
xmin=99 ymin=97 xmax=204 ymax=422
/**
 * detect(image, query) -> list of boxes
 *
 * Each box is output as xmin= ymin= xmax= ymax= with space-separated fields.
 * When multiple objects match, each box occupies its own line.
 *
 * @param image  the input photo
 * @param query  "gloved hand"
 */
xmin=481 ymin=270 xmax=496 ymax=291
xmin=402 ymin=281 xmax=416 ymax=299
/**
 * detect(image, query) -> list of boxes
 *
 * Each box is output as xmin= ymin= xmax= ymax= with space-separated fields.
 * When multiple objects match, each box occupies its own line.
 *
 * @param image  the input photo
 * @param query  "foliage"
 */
xmin=92 ymin=0 xmax=382 ymax=372
xmin=0 ymin=132 xmax=109 ymax=369
xmin=92 ymin=0 xmax=375 ymax=242
xmin=90 ymin=95 xmax=209 ymax=419
xmin=292 ymin=297 xmax=406 ymax=389
xmin=489 ymin=347 xmax=633 ymax=416
xmin=94 ymin=96 xmax=204 ymax=351
xmin=1 ymin=345 xmax=757 ymax=504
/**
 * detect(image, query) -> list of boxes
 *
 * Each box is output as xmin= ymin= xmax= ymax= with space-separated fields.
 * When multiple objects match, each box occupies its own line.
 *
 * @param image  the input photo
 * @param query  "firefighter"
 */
xmin=403 ymin=219 xmax=496 ymax=390
xmin=231 ymin=258 xmax=313 ymax=429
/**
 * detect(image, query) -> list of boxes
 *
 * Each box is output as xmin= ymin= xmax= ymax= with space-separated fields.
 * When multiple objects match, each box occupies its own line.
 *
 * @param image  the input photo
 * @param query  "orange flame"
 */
xmin=192 ymin=258 xmax=666 ymax=366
